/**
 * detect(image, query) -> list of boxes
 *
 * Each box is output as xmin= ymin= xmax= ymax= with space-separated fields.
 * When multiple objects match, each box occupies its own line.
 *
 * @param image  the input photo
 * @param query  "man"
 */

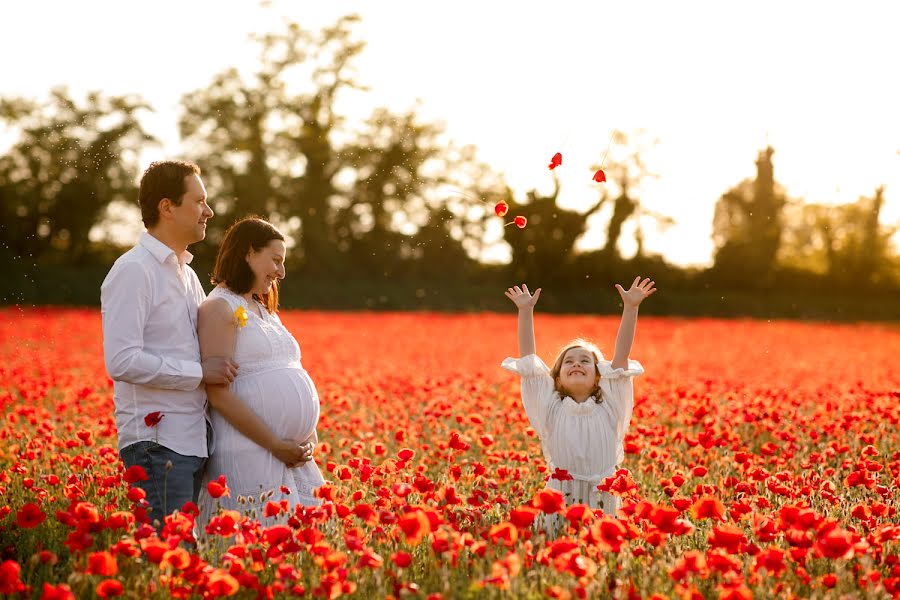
xmin=101 ymin=160 xmax=236 ymax=526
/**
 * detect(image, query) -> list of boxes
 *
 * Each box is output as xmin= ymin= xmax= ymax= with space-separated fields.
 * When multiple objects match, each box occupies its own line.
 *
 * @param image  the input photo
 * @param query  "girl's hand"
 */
xmin=615 ymin=276 xmax=656 ymax=308
xmin=505 ymin=284 xmax=541 ymax=309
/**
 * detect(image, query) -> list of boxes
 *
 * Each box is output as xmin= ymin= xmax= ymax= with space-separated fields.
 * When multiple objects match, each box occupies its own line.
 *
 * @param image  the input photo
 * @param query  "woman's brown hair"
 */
xmin=211 ymin=217 xmax=285 ymax=314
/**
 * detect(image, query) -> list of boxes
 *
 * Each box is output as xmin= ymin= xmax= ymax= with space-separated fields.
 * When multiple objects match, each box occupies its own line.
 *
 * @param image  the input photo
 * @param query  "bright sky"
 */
xmin=3 ymin=1 xmax=899 ymax=266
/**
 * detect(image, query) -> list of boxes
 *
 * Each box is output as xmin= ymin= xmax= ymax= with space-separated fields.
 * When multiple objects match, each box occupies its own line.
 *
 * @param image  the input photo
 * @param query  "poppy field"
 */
xmin=1 ymin=308 xmax=899 ymax=599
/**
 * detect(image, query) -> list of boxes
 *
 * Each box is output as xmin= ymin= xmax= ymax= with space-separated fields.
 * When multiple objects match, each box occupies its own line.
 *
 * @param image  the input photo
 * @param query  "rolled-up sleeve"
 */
xmin=101 ymin=261 xmax=202 ymax=391
xmin=501 ymin=354 xmax=556 ymax=438
xmin=598 ymin=359 xmax=643 ymax=457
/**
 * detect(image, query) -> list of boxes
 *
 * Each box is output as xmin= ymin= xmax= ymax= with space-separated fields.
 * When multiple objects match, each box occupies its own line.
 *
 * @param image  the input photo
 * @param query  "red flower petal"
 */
xmin=548 ymin=152 xmax=562 ymax=170
xmin=143 ymin=412 xmax=164 ymax=427
xmin=592 ymin=169 xmax=606 ymax=183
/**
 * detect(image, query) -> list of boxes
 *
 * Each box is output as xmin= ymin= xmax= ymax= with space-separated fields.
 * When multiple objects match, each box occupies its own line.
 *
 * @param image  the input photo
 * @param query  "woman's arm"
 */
xmin=198 ymin=298 xmax=309 ymax=467
xmin=505 ymin=284 xmax=541 ymax=356
xmin=611 ymin=277 xmax=656 ymax=370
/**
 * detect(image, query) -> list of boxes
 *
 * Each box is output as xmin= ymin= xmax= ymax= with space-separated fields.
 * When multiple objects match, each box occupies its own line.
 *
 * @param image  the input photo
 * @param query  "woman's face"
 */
xmin=556 ymin=347 xmax=599 ymax=396
xmin=246 ymin=239 xmax=286 ymax=295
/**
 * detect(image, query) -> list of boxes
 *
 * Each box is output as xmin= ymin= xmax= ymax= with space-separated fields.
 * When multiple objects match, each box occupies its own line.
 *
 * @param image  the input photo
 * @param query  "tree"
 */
xmin=711 ymin=146 xmax=787 ymax=285
xmin=335 ymin=108 xmax=500 ymax=278
xmin=503 ymin=177 xmax=604 ymax=283
xmin=0 ymin=88 xmax=151 ymax=264
xmin=592 ymin=130 xmax=671 ymax=261
xmin=180 ymin=16 xmax=368 ymax=272
xmin=180 ymin=14 xmax=504 ymax=278
xmin=779 ymin=187 xmax=897 ymax=287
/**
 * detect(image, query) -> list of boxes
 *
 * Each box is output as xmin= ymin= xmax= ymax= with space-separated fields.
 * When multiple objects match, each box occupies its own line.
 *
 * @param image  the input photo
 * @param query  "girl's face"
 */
xmin=556 ymin=347 xmax=600 ymax=396
xmin=246 ymin=239 xmax=286 ymax=296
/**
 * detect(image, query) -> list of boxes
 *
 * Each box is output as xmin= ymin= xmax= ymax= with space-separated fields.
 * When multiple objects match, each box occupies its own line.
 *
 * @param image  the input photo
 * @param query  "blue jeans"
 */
xmin=120 ymin=424 xmax=211 ymax=527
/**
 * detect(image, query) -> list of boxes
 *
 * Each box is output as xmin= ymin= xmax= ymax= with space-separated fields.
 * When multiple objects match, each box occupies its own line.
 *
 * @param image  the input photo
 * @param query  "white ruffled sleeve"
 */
xmin=501 ymin=354 xmax=556 ymax=439
xmin=598 ymin=359 xmax=644 ymax=459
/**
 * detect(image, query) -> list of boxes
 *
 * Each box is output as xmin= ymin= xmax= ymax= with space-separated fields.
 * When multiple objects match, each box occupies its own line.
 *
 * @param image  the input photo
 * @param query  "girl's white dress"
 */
xmin=199 ymin=287 xmax=325 ymax=525
xmin=502 ymin=353 xmax=643 ymax=517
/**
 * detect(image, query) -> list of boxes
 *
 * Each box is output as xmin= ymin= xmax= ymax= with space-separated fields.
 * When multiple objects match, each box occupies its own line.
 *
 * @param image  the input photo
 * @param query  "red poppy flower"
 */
xmin=509 ymin=506 xmax=538 ymax=529
xmin=494 ymin=201 xmax=509 ymax=217
xmin=565 ymin=504 xmax=593 ymax=527
xmin=592 ymin=169 xmax=606 ymax=183
xmin=708 ymin=525 xmax=747 ymax=554
xmin=143 ymin=412 xmax=164 ymax=427
xmin=589 ymin=517 xmax=628 ymax=553
xmin=206 ymin=570 xmax=240 ymax=597
xmin=263 ymin=525 xmax=293 ymax=546
xmin=488 ymin=522 xmax=518 ymax=546
xmin=357 ymin=548 xmax=384 ymax=569
xmin=398 ymin=509 xmax=431 ymax=544
xmin=123 ymin=465 xmax=148 ymax=484
xmin=40 ymin=583 xmax=75 ymax=600
xmin=16 ymin=502 xmax=46 ymax=529
xmin=815 ymin=527 xmax=855 ymax=559
xmin=351 ymin=503 xmax=378 ymax=525
xmin=514 ymin=216 xmax=527 ymax=229
xmin=690 ymin=496 xmax=726 ymax=521
xmin=533 ymin=489 xmax=565 ymax=514
xmin=548 ymin=152 xmax=562 ymax=170
xmin=126 ymin=487 xmax=146 ymax=503
xmin=86 ymin=552 xmax=118 ymax=577
xmin=669 ymin=550 xmax=707 ymax=582
xmin=753 ymin=546 xmax=786 ymax=576
xmin=0 ymin=561 xmax=25 ymax=596
xmin=207 ymin=475 xmax=229 ymax=499
xmin=550 ymin=468 xmax=573 ymax=482
xmin=391 ymin=551 xmax=412 ymax=568
xmin=95 ymin=579 xmax=124 ymax=598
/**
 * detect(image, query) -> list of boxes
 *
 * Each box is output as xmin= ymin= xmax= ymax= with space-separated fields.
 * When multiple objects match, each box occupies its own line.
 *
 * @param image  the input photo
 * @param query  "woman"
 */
xmin=197 ymin=217 xmax=325 ymax=525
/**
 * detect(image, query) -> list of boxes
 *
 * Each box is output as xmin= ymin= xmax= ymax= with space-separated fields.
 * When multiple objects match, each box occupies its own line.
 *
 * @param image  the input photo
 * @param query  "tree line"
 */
xmin=1 ymin=15 xmax=897 ymax=312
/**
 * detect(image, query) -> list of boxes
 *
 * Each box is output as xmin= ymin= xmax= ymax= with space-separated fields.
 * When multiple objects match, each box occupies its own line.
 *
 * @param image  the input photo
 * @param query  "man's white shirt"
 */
xmin=101 ymin=232 xmax=209 ymax=457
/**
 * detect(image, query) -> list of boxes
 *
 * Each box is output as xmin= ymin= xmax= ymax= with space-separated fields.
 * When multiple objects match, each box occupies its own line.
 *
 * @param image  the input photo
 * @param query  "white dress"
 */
xmin=199 ymin=287 xmax=325 ymax=525
xmin=501 ymin=353 xmax=643 ymax=517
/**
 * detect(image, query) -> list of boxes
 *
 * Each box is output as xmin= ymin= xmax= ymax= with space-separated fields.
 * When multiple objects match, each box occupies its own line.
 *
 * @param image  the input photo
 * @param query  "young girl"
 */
xmin=503 ymin=277 xmax=655 ymax=519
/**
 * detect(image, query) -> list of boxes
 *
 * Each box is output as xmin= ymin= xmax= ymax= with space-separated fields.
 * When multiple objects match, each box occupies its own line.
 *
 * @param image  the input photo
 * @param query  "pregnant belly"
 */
xmin=230 ymin=367 xmax=320 ymax=442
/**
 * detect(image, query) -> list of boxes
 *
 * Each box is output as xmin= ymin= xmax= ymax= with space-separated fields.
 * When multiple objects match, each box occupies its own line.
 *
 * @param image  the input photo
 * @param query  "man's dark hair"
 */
xmin=138 ymin=160 xmax=201 ymax=227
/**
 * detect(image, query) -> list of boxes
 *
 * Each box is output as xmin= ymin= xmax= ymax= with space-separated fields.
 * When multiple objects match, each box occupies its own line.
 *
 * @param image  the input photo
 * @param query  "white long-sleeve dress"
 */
xmin=199 ymin=287 xmax=325 ymax=526
xmin=501 ymin=353 xmax=643 ymax=516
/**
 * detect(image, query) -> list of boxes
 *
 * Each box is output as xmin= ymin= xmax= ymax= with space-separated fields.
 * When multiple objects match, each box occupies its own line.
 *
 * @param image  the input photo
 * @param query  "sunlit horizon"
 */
xmin=3 ymin=0 xmax=899 ymax=267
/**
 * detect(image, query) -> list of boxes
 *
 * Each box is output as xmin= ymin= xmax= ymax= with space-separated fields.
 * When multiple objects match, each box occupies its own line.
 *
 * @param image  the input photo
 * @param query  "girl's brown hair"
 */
xmin=211 ymin=217 xmax=284 ymax=314
xmin=550 ymin=339 xmax=605 ymax=403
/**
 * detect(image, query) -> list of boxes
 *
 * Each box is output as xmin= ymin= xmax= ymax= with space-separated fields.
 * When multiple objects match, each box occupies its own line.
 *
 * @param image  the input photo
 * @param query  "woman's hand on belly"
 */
xmin=271 ymin=438 xmax=313 ymax=467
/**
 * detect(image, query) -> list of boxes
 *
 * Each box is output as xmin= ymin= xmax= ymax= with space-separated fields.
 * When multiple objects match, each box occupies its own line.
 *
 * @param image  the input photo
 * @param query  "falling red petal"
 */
xmin=547 ymin=152 xmax=562 ymax=170
xmin=592 ymin=169 xmax=606 ymax=183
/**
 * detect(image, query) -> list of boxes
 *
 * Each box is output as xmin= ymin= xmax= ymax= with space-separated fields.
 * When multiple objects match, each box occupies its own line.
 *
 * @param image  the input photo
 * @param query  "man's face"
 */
xmin=168 ymin=174 xmax=213 ymax=245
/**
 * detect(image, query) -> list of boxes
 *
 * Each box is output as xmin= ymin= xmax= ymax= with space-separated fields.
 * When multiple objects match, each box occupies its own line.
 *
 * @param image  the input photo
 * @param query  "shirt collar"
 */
xmin=140 ymin=232 xmax=194 ymax=265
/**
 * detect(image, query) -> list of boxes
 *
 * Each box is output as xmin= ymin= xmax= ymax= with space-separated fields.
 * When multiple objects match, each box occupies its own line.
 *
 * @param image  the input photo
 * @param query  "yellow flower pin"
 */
xmin=234 ymin=305 xmax=248 ymax=328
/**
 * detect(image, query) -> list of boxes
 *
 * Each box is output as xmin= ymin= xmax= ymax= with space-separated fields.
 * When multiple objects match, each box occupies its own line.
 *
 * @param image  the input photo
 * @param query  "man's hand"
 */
xmin=201 ymin=356 xmax=238 ymax=385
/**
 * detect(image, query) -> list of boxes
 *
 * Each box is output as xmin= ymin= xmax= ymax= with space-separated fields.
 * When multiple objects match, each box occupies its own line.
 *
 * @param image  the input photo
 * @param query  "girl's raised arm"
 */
xmin=505 ymin=284 xmax=541 ymax=357
xmin=611 ymin=277 xmax=656 ymax=370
